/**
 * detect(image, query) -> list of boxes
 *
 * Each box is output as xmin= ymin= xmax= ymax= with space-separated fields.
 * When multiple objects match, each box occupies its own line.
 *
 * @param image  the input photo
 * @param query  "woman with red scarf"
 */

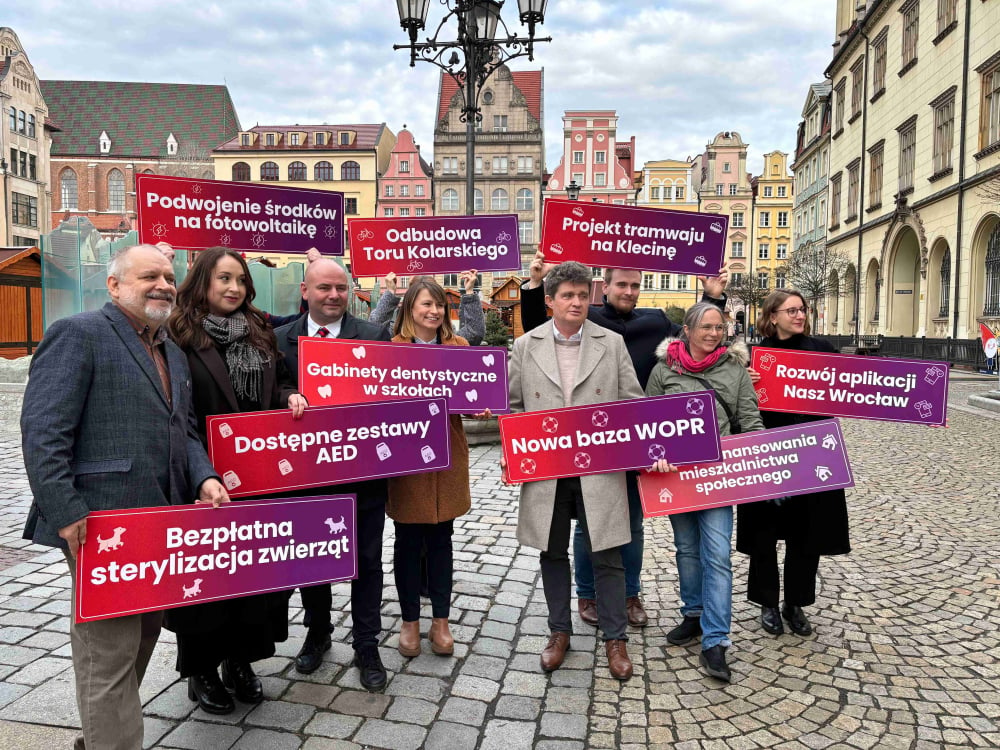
xmin=645 ymin=302 xmax=764 ymax=682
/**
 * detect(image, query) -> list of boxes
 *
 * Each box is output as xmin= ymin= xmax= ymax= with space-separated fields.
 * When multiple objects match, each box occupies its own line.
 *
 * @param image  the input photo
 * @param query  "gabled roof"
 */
xmin=0 ymin=247 xmax=40 ymax=272
xmin=214 ymin=124 xmax=387 ymax=152
xmin=437 ymin=68 xmax=542 ymax=125
xmin=41 ymin=80 xmax=241 ymax=158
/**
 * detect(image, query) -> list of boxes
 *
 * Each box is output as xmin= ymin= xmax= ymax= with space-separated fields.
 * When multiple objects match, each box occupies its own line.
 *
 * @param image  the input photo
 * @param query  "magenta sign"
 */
xmin=637 ymin=420 xmax=855 ymax=517
xmin=347 ymin=214 xmax=521 ymax=277
xmin=499 ymin=394 xmax=721 ymax=483
xmin=540 ymin=200 xmax=728 ymax=275
xmin=206 ymin=399 xmax=451 ymax=497
xmin=136 ymin=173 xmax=344 ymax=254
xmin=76 ymin=495 xmax=357 ymax=623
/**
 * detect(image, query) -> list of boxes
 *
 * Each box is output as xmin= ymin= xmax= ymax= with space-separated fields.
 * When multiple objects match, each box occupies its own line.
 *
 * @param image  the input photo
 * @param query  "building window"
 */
xmin=400 ymin=207 xmax=410 ymax=217
xmin=872 ymin=29 xmax=888 ymax=96
xmin=982 ymin=61 xmax=1000 ymax=151
xmin=851 ymin=56 xmax=865 ymax=119
xmin=232 ymin=162 xmax=251 ymax=181
xmin=474 ymin=156 xmax=483 ymax=175
xmin=265 ymin=133 xmax=275 ymax=146
xmin=594 ymin=173 xmax=606 ymax=187
xmin=516 ymin=188 xmax=534 ymax=211
xmin=777 ymin=211 xmax=789 ymax=228
xmin=985 ymin=225 xmax=1000 ymax=316
xmin=716 ymin=183 xmax=724 ymax=196
xmin=517 ymin=156 xmax=533 ymax=174
xmin=27 ymin=114 xmax=35 ymax=138
xmin=415 ymin=184 xmax=425 ymax=197
xmin=659 ymin=274 xmax=670 ymax=289
xmin=493 ymin=115 xmax=508 ymax=132
xmin=572 ymin=172 xmax=584 ymax=185
xmin=240 ymin=133 xmax=251 ymax=146
xmin=288 ymin=161 xmax=307 ymax=181
xmin=901 ymin=1 xmax=919 ymax=70
xmin=385 ymin=185 xmax=394 ymax=197
xmin=676 ymin=186 xmax=685 ymax=200
xmin=11 ymin=192 xmax=37 ymax=227
xmin=835 ymin=80 xmax=846 ymax=132
xmin=400 ymin=185 xmax=409 ymax=197
xmin=723 ymin=162 xmax=731 ymax=173
xmin=108 ymin=169 xmax=125 ymax=213
xmin=642 ymin=274 xmax=654 ymax=291
xmin=869 ymin=142 xmax=884 ymax=207
xmin=573 ymin=151 xmax=585 ymax=164
xmin=28 ymin=154 xmax=36 ymax=181
xmin=757 ymin=272 xmax=770 ymax=290
xmin=314 ymin=161 xmax=333 ymax=181
xmin=763 ymin=186 xmax=773 ymax=198
xmin=777 ymin=243 xmax=788 ymax=260
xmin=731 ymin=241 xmax=744 ymax=258
xmin=830 ymin=173 xmax=842 ymax=227
xmin=315 ymin=132 xmax=325 ymax=145
xmin=847 ymin=160 xmax=860 ymax=220
xmin=732 ymin=212 xmax=744 ymax=228
xmin=341 ymin=161 xmax=361 ymax=180
xmin=442 ymin=189 xmax=459 ymax=211
xmin=776 ymin=272 xmax=787 ymax=288
xmin=17 ymin=110 xmax=25 ymax=134
xmin=384 ymin=208 xmax=394 ymax=217
xmin=758 ymin=243 xmax=770 ymax=260
xmin=759 ymin=212 xmax=770 ymax=228
xmin=492 ymin=156 xmax=508 ymax=173
xmin=650 ymin=187 xmax=661 ymax=200
xmin=60 ymin=168 xmax=78 ymax=209
xmin=595 ymin=151 xmax=606 ymax=164
xmin=441 ymin=157 xmax=458 ymax=175
xmin=519 ymin=221 xmax=534 ymax=244
xmin=415 ymin=207 xmax=426 ymax=216
xmin=777 ymin=186 xmax=787 ymax=197
xmin=340 ymin=132 xmax=351 ymax=145
xmin=399 ymin=159 xmax=410 ymax=173
xmin=483 ymin=90 xmax=494 ymax=105
xmin=939 ymin=247 xmax=951 ymax=316
xmin=898 ymin=118 xmax=917 ymax=193
xmin=474 ymin=189 xmax=484 ymax=211
xmin=491 ymin=188 xmax=509 ymax=211
xmin=345 ymin=197 xmax=358 ymax=214
xmin=260 ymin=162 xmax=279 ymax=180
xmin=937 ymin=0 xmax=956 ymax=36
xmin=933 ymin=93 xmax=955 ymax=174
xmin=676 ymin=275 xmax=688 ymax=290
xmin=7 ymin=106 xmax=14 ymax=131
xmin=729 ymin=184 xmax=738 ymax=195
xmin=731 ymin=272 xmax=743 ymax=286
xmin=290 ymin=133 xmax=300 ymax=146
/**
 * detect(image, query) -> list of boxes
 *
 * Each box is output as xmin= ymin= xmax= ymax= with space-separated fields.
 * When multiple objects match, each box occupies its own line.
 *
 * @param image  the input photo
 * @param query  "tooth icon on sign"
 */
xmin=317 ymin=384 xmax=333 ymax=399
xmin=465 ymin=389 xmax=478 ymax=403
xmin=352 ymin=346 xmax=366 ymax=360
xmin=482 ymin=353 xmax=495 ymax=367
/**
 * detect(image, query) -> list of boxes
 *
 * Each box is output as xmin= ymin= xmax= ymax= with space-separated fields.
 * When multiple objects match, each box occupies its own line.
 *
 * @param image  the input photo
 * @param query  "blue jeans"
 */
xmin=574 ymin=473 xmax=643 ymax=599
xmin=669 ymin=506 xmax=733 ymax=650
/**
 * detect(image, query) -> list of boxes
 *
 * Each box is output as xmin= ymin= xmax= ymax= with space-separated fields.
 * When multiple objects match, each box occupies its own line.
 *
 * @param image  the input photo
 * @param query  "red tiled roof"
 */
xmin=215 ymin=124 xmax=386 ymax=152
xmin=437 ymin=69 xmax=542 ymax=125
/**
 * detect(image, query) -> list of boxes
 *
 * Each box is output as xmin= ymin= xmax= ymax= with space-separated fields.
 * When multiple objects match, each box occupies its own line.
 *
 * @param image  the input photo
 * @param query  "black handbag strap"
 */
xmin=690 ymin=376 xmax=742 ymax=434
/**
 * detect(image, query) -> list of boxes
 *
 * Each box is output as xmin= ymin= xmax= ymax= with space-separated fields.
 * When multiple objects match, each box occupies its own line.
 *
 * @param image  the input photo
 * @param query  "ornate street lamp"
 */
xmin=565 ymin=179 xmax=581 ymax=201
xmin=395 ymin=0 xmax=551 ymax=215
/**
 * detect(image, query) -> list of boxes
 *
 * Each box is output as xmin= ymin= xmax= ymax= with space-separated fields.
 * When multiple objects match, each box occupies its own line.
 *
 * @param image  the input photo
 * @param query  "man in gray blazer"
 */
xmin=507 ymin=261 xmax=645 ymax=681
xmin=21 ymin=244 xmax=227 ymax=750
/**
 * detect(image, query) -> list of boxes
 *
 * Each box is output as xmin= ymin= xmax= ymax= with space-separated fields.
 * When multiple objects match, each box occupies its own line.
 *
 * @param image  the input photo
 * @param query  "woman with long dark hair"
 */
xmin=388 ymin=277 xmax=487 ymax=658
xmin=166 ymin=247 xmax=306 ymax=714
xmin=737 ymin=289 xmax=851 ymax=637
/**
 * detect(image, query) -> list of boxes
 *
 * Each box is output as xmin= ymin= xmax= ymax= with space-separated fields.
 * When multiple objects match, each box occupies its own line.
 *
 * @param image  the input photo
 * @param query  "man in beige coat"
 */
xmin=507 ymin=261 xmax=645 ymax=681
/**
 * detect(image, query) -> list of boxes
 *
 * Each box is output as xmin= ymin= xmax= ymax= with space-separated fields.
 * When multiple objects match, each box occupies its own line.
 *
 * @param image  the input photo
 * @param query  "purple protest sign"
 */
xmin=298 ymin=339 xmax=509 ymax=414
xmin=499 ymin=393 xmax=721 ymax=483
xmin=540 ymin=200 xmax=727 ymax=275
xmin=136 ymin=173 xmax=344 ymax=255
xmin=206 ymin=399 xmax=451 ymax=497
xmin=638 ymin=420 xmax=855 ymax=517
xmin=347 ymin=214 xmax=521 ymax=276
xmin=752 ymin=348 xmax=949 ymax=426
xmin=76 ymin=495 xmax=356 ymax=622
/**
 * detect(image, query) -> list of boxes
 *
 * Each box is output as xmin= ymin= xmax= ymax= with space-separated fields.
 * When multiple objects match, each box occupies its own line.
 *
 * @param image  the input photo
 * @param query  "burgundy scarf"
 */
xmin=666 ymin=339 xmax=726 ymax=373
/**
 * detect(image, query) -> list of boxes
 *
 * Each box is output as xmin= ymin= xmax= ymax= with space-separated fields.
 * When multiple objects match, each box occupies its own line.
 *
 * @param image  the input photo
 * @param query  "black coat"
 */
xmin=736 ymin=333 xmax=851 ymax=556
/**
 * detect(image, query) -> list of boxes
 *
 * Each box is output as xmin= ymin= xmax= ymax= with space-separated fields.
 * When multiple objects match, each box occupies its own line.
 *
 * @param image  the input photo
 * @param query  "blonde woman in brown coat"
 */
xmin=388 ymin=274 xmax=489 ymax=657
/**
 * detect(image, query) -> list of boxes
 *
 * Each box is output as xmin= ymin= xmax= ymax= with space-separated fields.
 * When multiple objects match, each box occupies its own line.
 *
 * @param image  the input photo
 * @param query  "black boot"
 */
xmin=781 ymin=604 xmax=813 ymax=635
xmin=188 ymin=670 xmax=235 ymax=714
xmin=760 ymin=606 xmax=784 ymax=635
xmin=666 ymin=615 xmax=702 ymax=645
xmin=221 ymin=659 xmax=263 ymax=704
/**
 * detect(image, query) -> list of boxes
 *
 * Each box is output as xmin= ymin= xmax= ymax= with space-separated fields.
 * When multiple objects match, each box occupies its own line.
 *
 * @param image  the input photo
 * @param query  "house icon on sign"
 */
xmin=658 ymin=489 xmax=673 ymax=504
xmin=822 ymin=434 xmax=838 ymax=450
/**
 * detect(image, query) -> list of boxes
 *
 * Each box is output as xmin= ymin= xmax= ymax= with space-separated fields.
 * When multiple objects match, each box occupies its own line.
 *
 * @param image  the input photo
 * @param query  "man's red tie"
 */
xmin=317 ymin=327 xmax=330 ymax=337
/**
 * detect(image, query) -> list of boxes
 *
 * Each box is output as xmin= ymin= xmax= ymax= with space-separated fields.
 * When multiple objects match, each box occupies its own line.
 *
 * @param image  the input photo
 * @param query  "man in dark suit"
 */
xmin=21 ymin=244 xmax=227 ymax=750
xmin=275 ymin=258 xmax=392 ymax=691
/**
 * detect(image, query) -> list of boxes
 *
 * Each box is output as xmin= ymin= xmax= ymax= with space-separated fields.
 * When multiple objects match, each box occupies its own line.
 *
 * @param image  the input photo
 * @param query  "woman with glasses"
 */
xmin=737 ymin=289 xmax=851 ymax=638
xmin=645 ymin=302 xmax=764 ymax=682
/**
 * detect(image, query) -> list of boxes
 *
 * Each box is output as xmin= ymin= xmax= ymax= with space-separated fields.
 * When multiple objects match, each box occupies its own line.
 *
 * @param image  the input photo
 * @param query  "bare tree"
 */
xmin=784 ymin=244 xmax=853 ymax=332
xmin=726 ymin=274 xmax=771 ymax=337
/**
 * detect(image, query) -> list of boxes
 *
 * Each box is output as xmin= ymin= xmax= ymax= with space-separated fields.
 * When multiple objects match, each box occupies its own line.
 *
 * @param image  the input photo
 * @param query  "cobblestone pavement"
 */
xmin=0 ymin=379 xmax=997 ymax=749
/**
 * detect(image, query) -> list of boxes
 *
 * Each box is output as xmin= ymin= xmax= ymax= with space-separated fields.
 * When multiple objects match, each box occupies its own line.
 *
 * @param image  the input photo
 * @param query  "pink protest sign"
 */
xmin=499 ymin=394 xmax=721 ymax=484
xmin=136 ymin=173 xmax=344 ymax=254
xmin=347 ymin=214 xmax=521 ymax=277
xmin=75 ymin=495 xmax=356 ymax=623
xmin=540 ymin=200 xmax=727 ymax=275
xmin=207 ymin=399 xmax=451 ymax=497
xmin=752 ymin=348 xmax=948 ymax=426
xmin=298 ymin=339 xmax=509 ymax=414
xmin=637 ymin=420 xmax=855 ymax=518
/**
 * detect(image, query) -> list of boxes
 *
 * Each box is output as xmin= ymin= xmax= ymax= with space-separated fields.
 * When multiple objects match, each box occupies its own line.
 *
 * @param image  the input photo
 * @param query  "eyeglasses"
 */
xmin=776 ymin=306 xmax=808 ymax=316
xmin=695 ymin=324 xmax=727 ymax=333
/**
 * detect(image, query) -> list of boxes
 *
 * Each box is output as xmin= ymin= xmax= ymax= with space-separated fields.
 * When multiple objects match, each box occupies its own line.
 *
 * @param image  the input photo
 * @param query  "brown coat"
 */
xmin=386 ymin=334 xmax=471 ymax=524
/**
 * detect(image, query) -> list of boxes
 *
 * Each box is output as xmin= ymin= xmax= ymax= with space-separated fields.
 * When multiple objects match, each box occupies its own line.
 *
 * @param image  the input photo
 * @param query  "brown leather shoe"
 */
xmin=605 ymin=639 xmax=633 ymax=681
xmin=398 ymin=620 xmax=420 ymax=657
xmin=626 ymin=596 xmax=649 ymax=627
xmin=428 ymin=617 xmax=454 ymax=655
xmin=577 ymin=598 xmax=598 ymax=626
xmin=540 ymin=632 xmax=571 ymax=672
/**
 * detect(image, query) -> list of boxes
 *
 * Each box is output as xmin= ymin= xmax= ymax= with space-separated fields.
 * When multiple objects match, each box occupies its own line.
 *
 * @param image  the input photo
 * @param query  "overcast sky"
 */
xmin=7 ymin=0 xmax=835 ymax=175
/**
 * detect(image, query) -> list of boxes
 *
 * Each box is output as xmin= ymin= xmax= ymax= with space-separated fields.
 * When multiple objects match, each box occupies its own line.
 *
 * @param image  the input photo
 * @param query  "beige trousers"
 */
xmin=65 ymin=552 xmax=162 ymax=750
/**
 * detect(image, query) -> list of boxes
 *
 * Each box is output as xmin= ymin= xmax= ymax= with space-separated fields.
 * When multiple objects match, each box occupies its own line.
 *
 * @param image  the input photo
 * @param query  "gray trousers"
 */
xmin=65 ymin=552 xmax=162 ymax=750
xmin=539 ymin=478 xmax=628 ymax=641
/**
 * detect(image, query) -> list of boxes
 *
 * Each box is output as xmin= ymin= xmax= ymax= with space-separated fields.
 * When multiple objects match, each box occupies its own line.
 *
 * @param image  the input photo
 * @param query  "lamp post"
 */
xmin=565 ymin=179 xmax=581 ymax=201
xmin=394 ymin=1 xmax=551 ymax=216
xmin=0 ymin=157 xmax=9 ymax=245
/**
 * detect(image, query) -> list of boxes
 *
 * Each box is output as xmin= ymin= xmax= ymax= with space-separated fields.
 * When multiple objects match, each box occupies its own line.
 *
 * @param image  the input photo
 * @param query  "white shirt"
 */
xmin=307 ymin=315 xmax=342 ymax=338
xmin=552 ymin=320 xmax=584 ymax=342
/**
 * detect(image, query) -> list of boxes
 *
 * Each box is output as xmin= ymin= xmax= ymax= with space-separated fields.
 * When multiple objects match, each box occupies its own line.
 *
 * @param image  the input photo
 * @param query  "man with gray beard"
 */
xmin=21 ymin=244 xmax=227 ymax=750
